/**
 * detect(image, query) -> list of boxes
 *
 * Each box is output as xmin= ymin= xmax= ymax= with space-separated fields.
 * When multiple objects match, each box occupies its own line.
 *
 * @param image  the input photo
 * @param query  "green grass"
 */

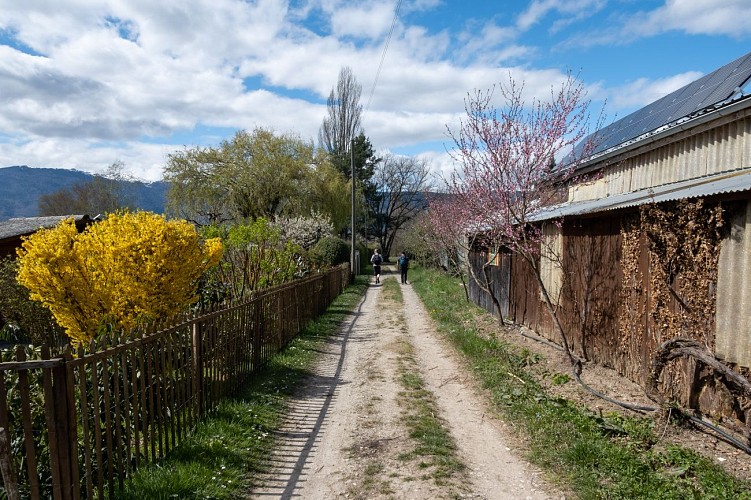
xmin=409 ymin=266 xmax=751 ymax=500
xmin=381 ymin=278 xmax=466 ymax=489
xmin=118 ymin=274 xmax=370 ymax=499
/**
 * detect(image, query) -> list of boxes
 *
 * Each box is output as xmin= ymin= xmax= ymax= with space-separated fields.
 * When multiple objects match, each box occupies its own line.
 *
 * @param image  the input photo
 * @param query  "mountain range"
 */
xmin=0 ymin=166 xmax=168 ymax=220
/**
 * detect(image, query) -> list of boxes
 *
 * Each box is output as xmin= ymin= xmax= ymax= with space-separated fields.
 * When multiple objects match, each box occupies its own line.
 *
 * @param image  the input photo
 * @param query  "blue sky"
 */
xmin=0 ymin=0 xmax=749 ymax=182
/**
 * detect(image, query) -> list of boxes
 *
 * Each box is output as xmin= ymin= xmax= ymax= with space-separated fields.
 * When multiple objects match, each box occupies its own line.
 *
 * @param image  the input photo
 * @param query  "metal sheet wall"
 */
xmin=716 ymin=200 xmax=751 ymax=367
xmin=570 ymin=116 xmax=751 ymax=203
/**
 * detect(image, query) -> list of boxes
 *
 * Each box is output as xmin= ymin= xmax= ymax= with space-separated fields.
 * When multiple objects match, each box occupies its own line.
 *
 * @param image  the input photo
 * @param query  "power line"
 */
xmin=364 ymin=0 xmax=402 ymax=115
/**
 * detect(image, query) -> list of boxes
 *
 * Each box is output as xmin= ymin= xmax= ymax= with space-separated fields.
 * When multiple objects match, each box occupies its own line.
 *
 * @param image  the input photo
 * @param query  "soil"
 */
xmin=249 ymin=265 xmax=750 ymax=499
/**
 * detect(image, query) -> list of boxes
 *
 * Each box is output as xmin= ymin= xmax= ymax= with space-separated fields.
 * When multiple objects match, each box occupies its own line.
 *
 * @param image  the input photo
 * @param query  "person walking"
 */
xmin=370 ymin=249 xmax=383 ymax=284
xmin=397 ymin=251 xmax=409 ymax=284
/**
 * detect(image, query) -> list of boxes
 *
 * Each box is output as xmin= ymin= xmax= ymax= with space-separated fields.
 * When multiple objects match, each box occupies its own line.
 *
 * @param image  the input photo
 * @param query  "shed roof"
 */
xmin=531 ymin=170 xmax=751 ymax=221
xmin=574 ymin=51 xmax=751 ymax=165
xmin=0 ymin=215 xmax=91 ymax=241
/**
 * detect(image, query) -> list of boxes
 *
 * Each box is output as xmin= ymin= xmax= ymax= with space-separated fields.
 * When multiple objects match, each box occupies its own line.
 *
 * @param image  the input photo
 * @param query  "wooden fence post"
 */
xmin=192 ymin=321 xmax=203 ymax=418
xmin=252 ymin=299 xmax=262 ymax=372
xmin=42 ymin=348 xmax=77 ymax=500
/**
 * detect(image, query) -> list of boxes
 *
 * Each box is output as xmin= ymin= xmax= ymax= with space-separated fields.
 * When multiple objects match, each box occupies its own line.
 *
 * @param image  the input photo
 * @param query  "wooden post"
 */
xmin=252 ymin=299 xmax=262 ymax=372
xmin=42 ymin=347 xmax=76 ymax=500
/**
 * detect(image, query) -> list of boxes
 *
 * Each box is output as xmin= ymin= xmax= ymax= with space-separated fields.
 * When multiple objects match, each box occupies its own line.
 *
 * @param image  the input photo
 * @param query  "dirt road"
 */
xmin=250 ymin=266 xmax=557 ymax=499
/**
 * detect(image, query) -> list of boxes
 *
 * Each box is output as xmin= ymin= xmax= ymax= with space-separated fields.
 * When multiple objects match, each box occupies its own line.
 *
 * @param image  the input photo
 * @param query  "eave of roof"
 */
xmin=531 ymin=169 xmax=751 ymax=222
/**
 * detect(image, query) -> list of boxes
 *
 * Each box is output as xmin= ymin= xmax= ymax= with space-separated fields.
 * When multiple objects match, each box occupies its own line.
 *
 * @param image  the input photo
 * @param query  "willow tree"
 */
xmin=164 ymin=128 xmax=320 ymax=225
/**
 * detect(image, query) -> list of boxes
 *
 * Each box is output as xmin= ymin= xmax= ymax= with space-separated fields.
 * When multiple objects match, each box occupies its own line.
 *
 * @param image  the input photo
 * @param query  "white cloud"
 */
xmin=0 ymin=137 xmax=170 ymax=181
xmin=627 ymin=0 xmax=751 ymax=38
xmin=330 ymin=2 xmax=395 ymax=40
xmin=0 ymin=0 xmax=748 ymax=185
xmin=517 ymin=0 xmax=605 ymax=32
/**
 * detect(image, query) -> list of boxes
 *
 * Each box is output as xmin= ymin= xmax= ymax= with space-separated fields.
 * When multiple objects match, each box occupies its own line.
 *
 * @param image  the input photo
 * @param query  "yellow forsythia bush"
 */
xmin=16 ymin=212 xmax=222 ymax=345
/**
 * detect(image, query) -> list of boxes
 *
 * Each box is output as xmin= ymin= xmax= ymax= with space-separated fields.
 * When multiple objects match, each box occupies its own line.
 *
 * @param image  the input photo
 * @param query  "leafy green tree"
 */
xmin=38 ymin=161 xmax=134 ymax=216
xmin=165 ymin=128 xmax=328 ymax=225
xmin=305 ymin=153 xmax=354 ymax=234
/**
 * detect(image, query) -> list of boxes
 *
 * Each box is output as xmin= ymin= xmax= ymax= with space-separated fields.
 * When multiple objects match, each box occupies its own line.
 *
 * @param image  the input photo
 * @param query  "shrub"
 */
xmin=16 ymin=212 xmax=223 ymax=345
xmin=0 ymin=257 xmax=65 ymax=346
xmin=272 ymin=212 xmax=334 ymax=250
xmin=309 ymin=236 xmax=350 ymax=267
xmin=201 ymin=218 xmax=303 ymax=302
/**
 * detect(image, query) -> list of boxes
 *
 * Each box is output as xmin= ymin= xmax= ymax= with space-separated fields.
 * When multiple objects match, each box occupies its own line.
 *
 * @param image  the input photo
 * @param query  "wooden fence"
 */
xmin=0 ymin=264 xmax=350 ymax=499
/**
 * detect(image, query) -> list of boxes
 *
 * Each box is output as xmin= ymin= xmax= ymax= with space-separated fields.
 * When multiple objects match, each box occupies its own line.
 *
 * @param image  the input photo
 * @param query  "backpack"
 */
xmin=398 ymin=255 xmax=409 ymax=268
xmin=372 ymin=254 xmax=382 ymax=265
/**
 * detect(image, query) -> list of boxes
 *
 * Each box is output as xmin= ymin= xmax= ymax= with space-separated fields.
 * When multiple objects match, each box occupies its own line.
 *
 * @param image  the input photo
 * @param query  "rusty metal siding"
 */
xmin=716 ymin=200 xmax=751 ymax=368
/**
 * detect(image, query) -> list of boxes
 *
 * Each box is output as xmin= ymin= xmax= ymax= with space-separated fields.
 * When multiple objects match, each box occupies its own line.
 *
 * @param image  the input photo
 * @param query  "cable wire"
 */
xmin=364 ymin=0 xmax=402 ymax=116
xmin=518 ymin=325 xmax=751 ymax=455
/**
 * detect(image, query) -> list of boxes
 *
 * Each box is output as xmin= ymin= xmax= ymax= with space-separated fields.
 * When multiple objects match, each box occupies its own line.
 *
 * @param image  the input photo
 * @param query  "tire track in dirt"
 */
xmin=249 ymin=267 xmax=559 ymax=499
xmin=400 ymin=280 xmax=554 ymax=499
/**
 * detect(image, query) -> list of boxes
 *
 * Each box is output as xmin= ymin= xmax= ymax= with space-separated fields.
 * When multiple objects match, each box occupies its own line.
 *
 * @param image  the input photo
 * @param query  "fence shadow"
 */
xmin=250 ymin=293 xmax=367 ymax=498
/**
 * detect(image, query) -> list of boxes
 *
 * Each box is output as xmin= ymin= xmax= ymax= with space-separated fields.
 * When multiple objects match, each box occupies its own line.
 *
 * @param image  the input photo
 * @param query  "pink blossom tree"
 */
xmin=440 ymin=72 xmax=600 ymax=366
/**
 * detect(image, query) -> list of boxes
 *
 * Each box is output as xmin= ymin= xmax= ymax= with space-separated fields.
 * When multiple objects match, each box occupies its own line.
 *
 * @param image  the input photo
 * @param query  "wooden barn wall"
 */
xmin=467 ymin=251 xmax=510 ymax=319
xmin=498 ymin=206 xmax=750 ymax=431
xmin=509 ymin=252 xmax=551 ymax=336
xmin=558 ymin=217 xmax=623 ymax=369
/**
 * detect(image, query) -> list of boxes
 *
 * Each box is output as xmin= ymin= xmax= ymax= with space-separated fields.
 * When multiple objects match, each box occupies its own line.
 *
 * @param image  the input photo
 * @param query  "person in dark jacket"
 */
xmin=370 ymin=249 xmax=383 ymax=284
xmin=397 ymin=251 xmax=409 ymax=284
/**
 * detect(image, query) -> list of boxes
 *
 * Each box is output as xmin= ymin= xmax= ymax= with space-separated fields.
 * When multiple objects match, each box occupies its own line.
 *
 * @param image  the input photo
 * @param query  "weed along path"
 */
xmin=249 ymin=265 xmax=555 ymax=499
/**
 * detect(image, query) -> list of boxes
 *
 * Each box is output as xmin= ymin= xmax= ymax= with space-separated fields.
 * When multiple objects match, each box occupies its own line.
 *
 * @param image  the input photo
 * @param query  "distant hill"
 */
xmin=0 ymin=166 xmax=168 ymax=220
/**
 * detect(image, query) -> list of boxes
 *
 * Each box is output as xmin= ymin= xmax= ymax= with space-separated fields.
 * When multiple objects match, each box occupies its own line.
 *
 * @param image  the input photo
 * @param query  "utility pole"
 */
xmin=350 ymin=138 xmax=356 ymax=282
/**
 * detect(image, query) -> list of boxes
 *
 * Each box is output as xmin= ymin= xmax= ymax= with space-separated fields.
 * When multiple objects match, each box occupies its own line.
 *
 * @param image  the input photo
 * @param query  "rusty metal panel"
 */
xmin=716 ymin=200 xmax=751 ymax=368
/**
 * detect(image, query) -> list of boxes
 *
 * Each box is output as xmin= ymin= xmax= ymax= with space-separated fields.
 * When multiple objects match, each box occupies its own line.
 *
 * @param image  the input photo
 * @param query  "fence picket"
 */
xmin=0 ymin=264 xmax=349 ymax=499
xmin=15 ymin=347 xmax=40 ymax=498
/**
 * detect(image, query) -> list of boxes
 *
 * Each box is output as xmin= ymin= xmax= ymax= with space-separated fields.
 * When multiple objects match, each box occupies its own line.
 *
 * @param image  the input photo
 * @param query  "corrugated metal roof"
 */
xmin=531 ymin=170 xmax=751 ymax=221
